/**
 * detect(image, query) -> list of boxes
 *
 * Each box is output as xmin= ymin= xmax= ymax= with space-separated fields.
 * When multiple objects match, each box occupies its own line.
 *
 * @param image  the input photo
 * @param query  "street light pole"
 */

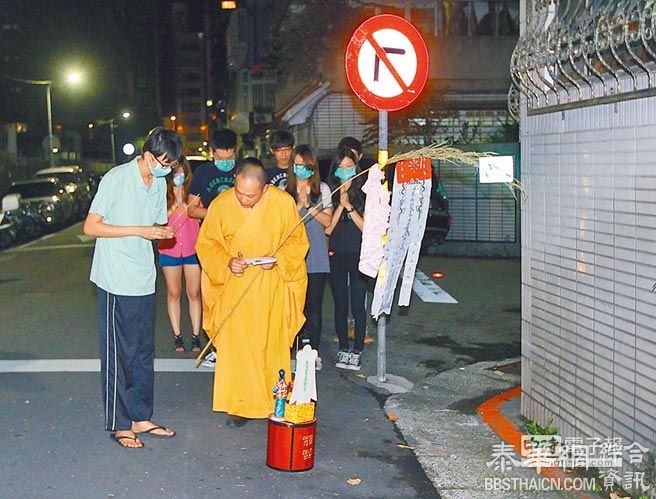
xmin=93 ymin=112 xmax=130 ymax=165
xmin=45 ymin=83 xmax=54 ymax=167
xmin=108 ymin=118 xmax=117 ymax=166
xmin=5 ymin=77 xmax=55 ymax=166
xmin=6 ymin=72 xmax=82 ymax=167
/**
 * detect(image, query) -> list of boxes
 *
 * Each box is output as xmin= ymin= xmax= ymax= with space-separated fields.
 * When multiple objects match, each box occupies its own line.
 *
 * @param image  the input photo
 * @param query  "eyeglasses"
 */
xmin=152 ymin=154 xmax=179 ymax=169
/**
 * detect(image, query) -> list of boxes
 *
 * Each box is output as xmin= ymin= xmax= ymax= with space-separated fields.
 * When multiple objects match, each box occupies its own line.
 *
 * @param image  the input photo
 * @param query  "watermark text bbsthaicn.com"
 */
xmin=485 ymin=477 xmax=597 ymax=492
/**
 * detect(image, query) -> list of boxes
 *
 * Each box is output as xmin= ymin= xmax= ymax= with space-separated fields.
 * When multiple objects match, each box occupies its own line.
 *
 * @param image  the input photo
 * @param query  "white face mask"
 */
xmin=149 ymin=159 xmax=172 ymax=178
xmin=173 ymin=172 xmax=185 ymax=186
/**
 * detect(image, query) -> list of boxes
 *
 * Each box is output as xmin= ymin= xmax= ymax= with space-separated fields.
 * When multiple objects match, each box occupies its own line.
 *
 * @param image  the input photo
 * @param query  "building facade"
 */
xmin=516 ymin=0 xmax=656 ymax=487
xmin=225 ymin=1 xmax=519 ymax=155
xmin=282 ymin=0 xmax=520 ymax=155
xmin=163 ymin=1 xmax=217 ymax=155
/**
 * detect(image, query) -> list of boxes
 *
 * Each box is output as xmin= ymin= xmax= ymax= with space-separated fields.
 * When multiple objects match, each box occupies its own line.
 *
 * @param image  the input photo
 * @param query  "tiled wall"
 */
xmin=521 ymin=96 xmax=656 ymax=457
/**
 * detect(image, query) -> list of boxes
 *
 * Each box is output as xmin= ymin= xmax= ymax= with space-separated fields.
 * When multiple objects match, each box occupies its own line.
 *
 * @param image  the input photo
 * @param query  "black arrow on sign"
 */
xmin=373 ymin=47 xmax=406 ymax=81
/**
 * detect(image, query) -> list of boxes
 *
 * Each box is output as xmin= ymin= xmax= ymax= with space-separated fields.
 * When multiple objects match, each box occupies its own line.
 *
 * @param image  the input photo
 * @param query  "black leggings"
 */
xmin=303 ymin=272 xmax=327 ymax=352
xmin=329 ymin=251 xmax=368 ymax=352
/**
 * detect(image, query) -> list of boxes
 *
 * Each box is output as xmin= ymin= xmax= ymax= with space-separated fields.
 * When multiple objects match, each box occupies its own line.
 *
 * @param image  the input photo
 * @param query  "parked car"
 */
xmin=33 ymin=166 xmax=93 ymax=219
xmin=422 ymin=179 xmax=452 ymax=253
xmin=1 ymin=192 xmax=45 ymax=240
xmin=86 ymin=172 xmax=103 ymax=197
xmin=186 ymin=155 xmax=210 ymax=174
xmin=0 ymin=210 xmax=17 ymax=248
xmin=6 ymin=178 xmax=75 ymax=229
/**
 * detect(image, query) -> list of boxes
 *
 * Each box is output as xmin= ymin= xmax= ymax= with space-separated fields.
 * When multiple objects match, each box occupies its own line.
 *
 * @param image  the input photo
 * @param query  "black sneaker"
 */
xmin=348 ymin=351 xmax=362 ymax=371
xmin=335 ymin=350 xmax=351 ymax=369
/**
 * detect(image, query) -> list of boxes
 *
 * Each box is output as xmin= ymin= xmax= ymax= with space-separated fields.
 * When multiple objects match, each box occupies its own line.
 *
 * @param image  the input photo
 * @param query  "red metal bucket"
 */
xmin=266 ymin=417 xmax=316 ymax=471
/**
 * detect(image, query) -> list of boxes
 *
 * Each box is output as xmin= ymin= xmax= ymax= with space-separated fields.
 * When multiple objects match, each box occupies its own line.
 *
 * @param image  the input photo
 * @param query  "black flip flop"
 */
xmin=136 ymin=425 xmax=176 ymax=438
xmin=111 ymin=434 xmax=144 ymax=449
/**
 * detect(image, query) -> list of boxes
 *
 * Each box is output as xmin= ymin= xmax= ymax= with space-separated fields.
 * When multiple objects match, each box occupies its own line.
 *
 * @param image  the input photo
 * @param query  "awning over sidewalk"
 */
xmin=280 ymin=81 xmax=331 ymax=126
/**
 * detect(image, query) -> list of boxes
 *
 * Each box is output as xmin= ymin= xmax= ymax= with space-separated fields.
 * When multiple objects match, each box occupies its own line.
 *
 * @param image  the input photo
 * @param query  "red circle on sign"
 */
xmin=345 ymin=14 xmax=429 ymax=112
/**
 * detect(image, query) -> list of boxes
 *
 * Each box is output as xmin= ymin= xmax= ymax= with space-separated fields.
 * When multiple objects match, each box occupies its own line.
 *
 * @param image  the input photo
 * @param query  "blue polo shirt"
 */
xmin=89 ymin=158 xmax=167 ymax=296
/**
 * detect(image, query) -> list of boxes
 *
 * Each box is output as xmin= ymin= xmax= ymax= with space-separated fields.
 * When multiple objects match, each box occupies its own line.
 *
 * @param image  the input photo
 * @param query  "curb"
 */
xmin=477 ymin=386 xmax=524 ymax=457
xmin=477 ymin=386 xmax=598 ymax=498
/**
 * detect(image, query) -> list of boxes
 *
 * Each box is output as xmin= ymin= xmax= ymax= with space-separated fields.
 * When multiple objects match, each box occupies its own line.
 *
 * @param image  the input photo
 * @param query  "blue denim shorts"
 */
xmin=159 ymin=253 xmax=200 ymax=267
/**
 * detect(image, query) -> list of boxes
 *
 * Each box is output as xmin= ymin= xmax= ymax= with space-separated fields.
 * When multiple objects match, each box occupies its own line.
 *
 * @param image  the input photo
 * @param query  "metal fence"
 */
xmin=438 ymin=142 xmax=520 ymax=243
xmin=510 ymin=0 xmax=656 ymax=114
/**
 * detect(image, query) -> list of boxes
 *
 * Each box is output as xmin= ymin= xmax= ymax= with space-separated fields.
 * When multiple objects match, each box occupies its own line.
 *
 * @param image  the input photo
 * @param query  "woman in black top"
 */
xmin=325 ymin=148 xmax=367 ymax=371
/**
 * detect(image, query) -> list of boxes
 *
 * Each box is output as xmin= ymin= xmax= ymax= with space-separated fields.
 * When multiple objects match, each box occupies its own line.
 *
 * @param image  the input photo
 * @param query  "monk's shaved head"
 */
xmin=234 ymin=158 xmax=268 ymax=208
xmin=235 ymin=158 xmax=267 ymax=187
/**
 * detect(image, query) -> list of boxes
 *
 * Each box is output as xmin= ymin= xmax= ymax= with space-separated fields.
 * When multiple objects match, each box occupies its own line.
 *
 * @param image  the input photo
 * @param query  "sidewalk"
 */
xmin=333 ymin=256 xmax=602 ymax=497
xmin=380 ymin=358 xmax=607 ymax=498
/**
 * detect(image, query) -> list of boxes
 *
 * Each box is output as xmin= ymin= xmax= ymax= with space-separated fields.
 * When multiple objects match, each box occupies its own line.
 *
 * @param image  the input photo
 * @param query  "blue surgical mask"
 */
xmin=215 ymin=158 xmax=236 ymax=171
xmin=293 ymin=164 xmax=313 ymax=180
xmin=150 ymin=159 xmax=172 ymax=178
xmin=173 ymin=172 xmax=185 ymax=186
xmin=335 ymin=166 xmax=356 ymax=181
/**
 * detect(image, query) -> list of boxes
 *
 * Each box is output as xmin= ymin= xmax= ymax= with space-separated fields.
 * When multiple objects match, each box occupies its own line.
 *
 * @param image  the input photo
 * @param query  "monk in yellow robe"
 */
xmin=196 ymin=159 xmax=309 ymax=427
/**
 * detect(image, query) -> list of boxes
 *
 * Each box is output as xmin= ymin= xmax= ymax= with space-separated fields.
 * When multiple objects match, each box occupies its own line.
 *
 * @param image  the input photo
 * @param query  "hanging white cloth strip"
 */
xmin=358 ymin=165 xmax=390 ymax=278
xmin=370 ymin=175 xmax=431 ymax=318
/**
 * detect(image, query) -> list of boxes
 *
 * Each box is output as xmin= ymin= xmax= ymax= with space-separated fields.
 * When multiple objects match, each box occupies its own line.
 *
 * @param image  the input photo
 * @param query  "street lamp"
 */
xmin=66 ymin=71 xmax=82 ymax=85
xmin=6 ymin=71 xmax=83 ymax=167
xmin=94 ymin=111 xmax=131 ymax=165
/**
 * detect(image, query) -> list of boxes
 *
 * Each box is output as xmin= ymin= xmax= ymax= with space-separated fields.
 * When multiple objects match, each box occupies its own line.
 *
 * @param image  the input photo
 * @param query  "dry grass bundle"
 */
xmin=386 ymin=141 xmax=484 ymax=167
xmin=384 ymin=142 xmax=526 ymax=199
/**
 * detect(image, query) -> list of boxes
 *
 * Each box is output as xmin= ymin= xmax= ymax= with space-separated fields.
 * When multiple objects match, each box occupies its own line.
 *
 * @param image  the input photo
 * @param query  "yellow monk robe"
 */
xmin=196 ymin=186 xmax=309 ymax=418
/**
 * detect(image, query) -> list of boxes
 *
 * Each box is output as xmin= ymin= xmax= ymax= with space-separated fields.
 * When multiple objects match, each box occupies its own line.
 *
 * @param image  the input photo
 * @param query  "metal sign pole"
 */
xmin=345 ymin=14 xmax=425 ymax=394
xmin=377 ymin=110 xmax=389 ymax=383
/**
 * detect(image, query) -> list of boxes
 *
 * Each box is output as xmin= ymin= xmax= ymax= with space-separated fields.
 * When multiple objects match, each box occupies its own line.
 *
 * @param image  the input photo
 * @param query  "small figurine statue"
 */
xmin=272 ymin=369 xmax=288 ymax=420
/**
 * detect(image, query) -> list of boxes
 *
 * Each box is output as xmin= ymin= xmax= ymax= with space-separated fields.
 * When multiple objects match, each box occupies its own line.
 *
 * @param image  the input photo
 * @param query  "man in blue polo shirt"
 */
xmin=84 ymin=127 xmax=183 ymax=449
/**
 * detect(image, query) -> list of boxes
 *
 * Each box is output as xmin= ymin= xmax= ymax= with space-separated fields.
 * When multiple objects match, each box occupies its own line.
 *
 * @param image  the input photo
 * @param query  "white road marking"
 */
xmin=4 ymin=222 xmax=86 ymax=252
xmin=10 ymin=231 xmax=57 ymax=250
xmin=413 ymin=270 xmax=458 ymax=303
xmin=0 ymin=358 xmax=211 ymax=373
xmin=77 ymin=234 xmax=95 ymax=243
xmin=7 ymin=243 xmax=95 ymax=252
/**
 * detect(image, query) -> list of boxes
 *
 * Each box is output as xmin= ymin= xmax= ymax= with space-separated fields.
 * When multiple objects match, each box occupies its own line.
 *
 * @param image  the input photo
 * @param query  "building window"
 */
xmin=251 ymin=83 xmax=276 ymax=113
xmin=179 ymin=88 xmax=201 ymax=97
xmin=438 ymin=1 xmax=519 ymax=37
xmin=182 ymin=103 xmax=201 ymax=112
xmin=178 ymin=72 xmax=202 ymax=83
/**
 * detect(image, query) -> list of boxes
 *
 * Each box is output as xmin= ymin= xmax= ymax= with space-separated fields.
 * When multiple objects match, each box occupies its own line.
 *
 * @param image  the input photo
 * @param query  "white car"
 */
xmin=186 ymin=155 xmax=210 ymax=173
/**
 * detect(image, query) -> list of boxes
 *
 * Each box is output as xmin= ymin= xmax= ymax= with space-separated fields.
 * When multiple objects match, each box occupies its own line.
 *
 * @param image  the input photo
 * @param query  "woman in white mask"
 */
xmin=285 ymin=144 xmax=333 ymax=370
xmin=158 ymin=158 xmax=203 ymax=353
xmin=325 ymin=148 xmax=368 ymax=371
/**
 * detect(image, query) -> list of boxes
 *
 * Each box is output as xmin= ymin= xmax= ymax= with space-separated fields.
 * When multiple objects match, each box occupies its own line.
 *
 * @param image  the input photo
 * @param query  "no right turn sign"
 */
xmin=345 ymin=14 xmax=429 ymax=111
